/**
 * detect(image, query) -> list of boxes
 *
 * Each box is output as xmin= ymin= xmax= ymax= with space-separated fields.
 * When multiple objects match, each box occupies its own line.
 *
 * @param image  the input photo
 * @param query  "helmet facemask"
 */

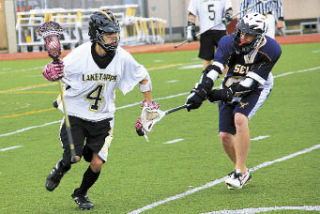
xmin=233 ymin=13 xmax=267 ymax=54
xmin=89 ymin=10 xmax=121 ymax=53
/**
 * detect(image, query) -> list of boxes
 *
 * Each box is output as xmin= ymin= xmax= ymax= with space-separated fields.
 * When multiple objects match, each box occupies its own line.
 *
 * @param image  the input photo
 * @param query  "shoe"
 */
xmin=71 ymin=188 xmax=94 ymax=210
xmin=46 ymin=161 xmax=68 ymax=191
xmin=225 ymin=169 xmax=252 ymax=189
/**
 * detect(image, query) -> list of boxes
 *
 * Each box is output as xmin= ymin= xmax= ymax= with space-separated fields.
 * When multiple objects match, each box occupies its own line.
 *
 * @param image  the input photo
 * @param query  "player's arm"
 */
xmin=139 ymin=78 xmax=152 ymax=103
xmin=208 ymin=77 xmax=258 ymax=102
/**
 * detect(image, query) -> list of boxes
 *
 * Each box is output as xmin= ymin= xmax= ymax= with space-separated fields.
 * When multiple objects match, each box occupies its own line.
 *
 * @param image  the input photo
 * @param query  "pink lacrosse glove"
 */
xmin=42 ymin=59 xmax=64 ymax=81
xmin=135 ymin=100 xmax=160 ymax=136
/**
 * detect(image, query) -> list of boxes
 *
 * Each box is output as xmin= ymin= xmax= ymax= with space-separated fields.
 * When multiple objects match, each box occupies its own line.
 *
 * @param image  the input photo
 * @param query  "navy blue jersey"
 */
xmin=213 ymin=34 xmax=281 ymax=89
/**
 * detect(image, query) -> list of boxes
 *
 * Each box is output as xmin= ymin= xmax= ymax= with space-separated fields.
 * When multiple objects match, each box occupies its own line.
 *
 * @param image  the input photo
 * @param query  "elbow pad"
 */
xmin=139 ymin=73 xmax=152 ymax=92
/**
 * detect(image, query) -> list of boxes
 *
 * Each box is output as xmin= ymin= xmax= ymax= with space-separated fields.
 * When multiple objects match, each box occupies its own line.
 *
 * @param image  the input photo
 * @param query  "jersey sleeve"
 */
xmin=118 ymin=50 xmax=149 ymax=95
xmin=247 ymin=41 xmax=282 ymax=85
xmin=214 ymin=35 xmax=233 ymax=66
xmin=188 ymin=0 xmax=198 ymax=16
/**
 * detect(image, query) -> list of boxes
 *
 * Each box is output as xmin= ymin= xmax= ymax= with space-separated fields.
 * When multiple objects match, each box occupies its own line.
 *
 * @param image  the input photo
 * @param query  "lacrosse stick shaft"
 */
xmin=58 ymin=79 xmax=77 ymax=162
xmin=165 ymin=104 xmax=189 ymax=115
xmin=174 ymin=2 xmax=260 ymax=49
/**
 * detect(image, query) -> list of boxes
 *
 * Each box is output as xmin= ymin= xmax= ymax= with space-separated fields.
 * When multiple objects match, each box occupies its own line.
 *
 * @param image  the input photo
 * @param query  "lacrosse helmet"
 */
xmin=88 ymin=10 xmax=120 ymax=52
xmin=233 ymin=13 xmax=267 ymax=54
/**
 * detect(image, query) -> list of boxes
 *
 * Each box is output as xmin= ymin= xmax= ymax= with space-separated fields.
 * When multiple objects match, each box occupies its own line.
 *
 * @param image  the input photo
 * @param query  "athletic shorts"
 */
xmin=199 ymin=30 xmax=226 ymax=61
xmin=60 ymin=116 xmax=112 ymax=160
xmin=218 ymin=87 xmax=272 ymax=135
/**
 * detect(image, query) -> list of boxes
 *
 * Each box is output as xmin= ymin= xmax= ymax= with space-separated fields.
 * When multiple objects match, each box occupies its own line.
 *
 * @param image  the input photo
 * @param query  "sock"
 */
xmin=78 ymin=166 xmax=100 ymax=195
xmin=59 ymin=159 xmax=71 ymax=173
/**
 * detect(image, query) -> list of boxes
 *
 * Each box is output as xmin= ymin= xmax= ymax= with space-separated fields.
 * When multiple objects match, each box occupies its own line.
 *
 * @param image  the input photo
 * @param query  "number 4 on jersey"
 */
xmin=86 ymin=84 xmax=105 ymax=111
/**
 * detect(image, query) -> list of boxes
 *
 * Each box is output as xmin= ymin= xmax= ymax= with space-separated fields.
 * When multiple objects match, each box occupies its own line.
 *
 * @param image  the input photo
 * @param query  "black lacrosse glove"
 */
xmin=208 ymin=88 xmax=233 ymax=103
xmin=186 ymin=21 xmax=197 ymax=42
xmin=186 ymin=84 xmax=208 ymax=111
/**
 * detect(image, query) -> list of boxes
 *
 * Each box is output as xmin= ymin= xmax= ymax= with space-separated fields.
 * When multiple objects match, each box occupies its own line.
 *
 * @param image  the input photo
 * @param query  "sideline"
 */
xmin=0 ymin=65 xmax=319 ymax=137
xmin=128 ymin=144 xmax=320 ymax=214
xmin=201 ymin=206 xmax=320 ymax=214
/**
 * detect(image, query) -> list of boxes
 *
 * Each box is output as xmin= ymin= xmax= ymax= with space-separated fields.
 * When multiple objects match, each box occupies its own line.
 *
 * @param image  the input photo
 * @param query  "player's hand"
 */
xmin=208 ymin=88 xmax=233 ymax=103
xmin=42 ymin=59 xmax=64 ymax=81
xmin=135 ymin=117 xmax=145 ymax=136
xmin=186 ymin=84 xmax=208 ymax=111
xmin=186 ymin=21 xmax=196 ymax=42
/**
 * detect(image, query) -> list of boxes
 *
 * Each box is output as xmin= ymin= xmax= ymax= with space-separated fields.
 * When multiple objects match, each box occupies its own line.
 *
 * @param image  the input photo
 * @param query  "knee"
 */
xmin=90 ymin=155 xmax=104 ymax=172
xmin=220 ymin=132 xmax=233 ymax=145
xmin=234 ymin=113 xmax=248 ymax=128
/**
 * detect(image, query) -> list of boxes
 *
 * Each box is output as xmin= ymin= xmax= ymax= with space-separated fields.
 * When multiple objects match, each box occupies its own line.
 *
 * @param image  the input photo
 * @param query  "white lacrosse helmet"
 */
xmin=233 ymin=12 xmax=267 ymax=53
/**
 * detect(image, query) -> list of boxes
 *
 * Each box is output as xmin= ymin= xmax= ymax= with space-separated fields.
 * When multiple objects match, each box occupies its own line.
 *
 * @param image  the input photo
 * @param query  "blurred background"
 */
xmin=0 ymin=0 xmax=319 ymax=53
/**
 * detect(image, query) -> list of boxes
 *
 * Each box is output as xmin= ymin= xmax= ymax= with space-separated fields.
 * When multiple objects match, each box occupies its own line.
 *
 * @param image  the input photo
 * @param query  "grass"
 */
xmin=0 ymin=42 xmax=319 ymax=214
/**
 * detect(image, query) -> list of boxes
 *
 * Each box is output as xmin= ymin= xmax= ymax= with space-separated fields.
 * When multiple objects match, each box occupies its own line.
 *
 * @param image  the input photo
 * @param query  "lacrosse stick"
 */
xmin=174 ymin=1 xmax=261 ymax=49
xmin=140 ymin=104 xmax=189 ymax=141
xmin=38 ymin=21 xmax=77 ymax=162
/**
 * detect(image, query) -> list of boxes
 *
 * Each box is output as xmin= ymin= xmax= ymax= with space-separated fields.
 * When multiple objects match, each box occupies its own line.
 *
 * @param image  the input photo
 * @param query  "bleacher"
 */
xmin=15 ymin=5 xmax=166 ymax=52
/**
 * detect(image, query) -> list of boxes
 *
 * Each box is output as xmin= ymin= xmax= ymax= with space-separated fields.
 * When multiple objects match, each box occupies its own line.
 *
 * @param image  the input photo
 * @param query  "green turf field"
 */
xmin=0 ymin=42 xmax=319 ymax=214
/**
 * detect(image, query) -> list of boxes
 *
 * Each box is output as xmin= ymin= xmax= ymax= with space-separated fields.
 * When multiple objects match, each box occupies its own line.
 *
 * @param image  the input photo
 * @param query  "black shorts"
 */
xmin=60 ymin=116 xmax=112 ymax=158
xmin=199 ymin=30 xmax=226 ymax=61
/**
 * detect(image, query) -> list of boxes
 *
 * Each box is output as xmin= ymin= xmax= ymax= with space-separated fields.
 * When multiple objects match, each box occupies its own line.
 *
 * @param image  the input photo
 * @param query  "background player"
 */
xmin=240 ymin=0 xmax=284 ymax=38
xmin=186 ymin=0 xmax=233 ymax=69
xmin=186 ymin=13 xmax=282 ymax=189
xmin=42 ymin=10 xmax=159 ymax=210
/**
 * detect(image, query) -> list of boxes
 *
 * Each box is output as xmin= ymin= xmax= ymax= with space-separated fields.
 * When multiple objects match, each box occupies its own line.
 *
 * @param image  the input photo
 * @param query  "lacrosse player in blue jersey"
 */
xmin=186 ymin=13 xmax=281 ymax=189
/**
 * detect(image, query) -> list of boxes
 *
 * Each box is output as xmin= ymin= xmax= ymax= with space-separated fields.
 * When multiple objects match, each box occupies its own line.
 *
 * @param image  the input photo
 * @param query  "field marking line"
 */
xmin=0 ymin=66 xmax=43 ymax=75
xmin=128 ymin=144 xmax=320 ymax=214
xmin=312 ymin=50 xmax=320 ymax=53
xmin=0 ymin=121 xmax=61 ymax=137
xmin=0 ymin=145 xmax=23 ymax=152
xmin=164 ymin=139 xmax=184 ymax=144
xmin=0 ymin=65 xmax=319 ymax=137
xmin=167 ymin=80 xmax=179 ymax=83
xmin=0 ymin=107 xmax=55 ymax=119
xmin=148 ymin=63 xmax=184 ymax=71
xmin=2 ymin=91 xmax=58 ymax=95
xmin=201 ymin=205 xmax=320 ymax=214
xmin=0 ymin=82 xmax=57 ymax=94
xmin=251 ymin=135 xmax=270 ymax=141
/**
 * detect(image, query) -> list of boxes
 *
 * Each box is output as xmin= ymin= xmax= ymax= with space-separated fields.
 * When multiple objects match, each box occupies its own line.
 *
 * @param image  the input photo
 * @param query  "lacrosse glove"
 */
xmin=186 ymin=21 xmax=196 ymax=42
xmin=208 ymin=88 xmax=233 ymax=103
xmin=42 ymin=59 xmax=64 ymax=81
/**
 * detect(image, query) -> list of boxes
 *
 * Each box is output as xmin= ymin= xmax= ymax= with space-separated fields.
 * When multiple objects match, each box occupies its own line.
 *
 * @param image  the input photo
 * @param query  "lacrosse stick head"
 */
xmin=140 ymin=107 xmax=165 ymax=134
xmin=38 ymin=21 xmax=63 ymax=61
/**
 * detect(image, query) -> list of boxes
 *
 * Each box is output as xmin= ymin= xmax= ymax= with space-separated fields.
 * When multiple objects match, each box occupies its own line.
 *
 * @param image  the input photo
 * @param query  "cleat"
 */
xmin=45 ymin=161 xmax=68 ymax=191
xmin=225 ymin=169 xmax=252 ymax=189
xmin=71 ymin=188 xmax=94 ymax=210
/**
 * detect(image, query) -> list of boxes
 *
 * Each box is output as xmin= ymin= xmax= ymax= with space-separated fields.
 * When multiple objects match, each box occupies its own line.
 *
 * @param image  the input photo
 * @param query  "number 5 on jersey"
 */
xmin=86 ymin=83 xmax=105 ymax=111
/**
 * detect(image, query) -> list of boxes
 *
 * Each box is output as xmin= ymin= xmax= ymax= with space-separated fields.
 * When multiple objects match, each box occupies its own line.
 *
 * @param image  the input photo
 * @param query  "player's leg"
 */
xmin=71 ymin=153 xmax=103 ymax=210
xmin=198 ymin=30 xmax=215 ymax=69
xmin=218 ymin=102 xmax=237 ymax=164
xmin=46 ymin=116 xmax=84 ymax=191
xmin=71 ymin=118 xmax=112 ymax=210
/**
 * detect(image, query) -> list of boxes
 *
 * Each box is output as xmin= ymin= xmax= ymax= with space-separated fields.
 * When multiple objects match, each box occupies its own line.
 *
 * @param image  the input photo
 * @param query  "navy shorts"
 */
xmin=219 ymin=88 xmax=272 ymax=135
xmin=60 ymin=116 xmax=112 ymax=162
xmin=199 ymin=30 xmax=226 ymax=61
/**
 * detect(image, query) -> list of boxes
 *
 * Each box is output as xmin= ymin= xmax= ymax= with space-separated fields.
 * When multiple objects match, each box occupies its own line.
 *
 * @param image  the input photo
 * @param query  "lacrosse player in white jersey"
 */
xmin=187 ymin=0 xmax=233 ymax=69
xmin=42 ymin=10 xmax=159 ymax=210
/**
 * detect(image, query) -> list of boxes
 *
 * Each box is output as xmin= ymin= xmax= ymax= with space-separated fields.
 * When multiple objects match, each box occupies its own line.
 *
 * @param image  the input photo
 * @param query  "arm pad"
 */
xmin=139 ymin=73 xmax=152 ymax=92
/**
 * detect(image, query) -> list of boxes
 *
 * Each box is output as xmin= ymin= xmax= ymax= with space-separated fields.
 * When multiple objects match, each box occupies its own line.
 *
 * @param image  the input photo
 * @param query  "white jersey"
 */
xmin=188 ymin=0 xmax=232 ymax=33
xmin=59 ymin=42 xmax=148 ymax=121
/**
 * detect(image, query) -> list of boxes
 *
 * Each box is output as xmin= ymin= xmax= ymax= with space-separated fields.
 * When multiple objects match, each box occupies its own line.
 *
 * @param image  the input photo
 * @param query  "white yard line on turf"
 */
xmin=251 ymin=135 xmax=270 ymax=141
xmin=128 ymin=144 xmax=320 ymax=214
xmin=0 ymin=145 xmax=23 ymax=152
xmin=0 ymin=66 xmax=319 ymax=138
xmin=163 ymin=139 xmax=184 ymax=144
xmin=201 ymin=205 xmax=320 ymax=214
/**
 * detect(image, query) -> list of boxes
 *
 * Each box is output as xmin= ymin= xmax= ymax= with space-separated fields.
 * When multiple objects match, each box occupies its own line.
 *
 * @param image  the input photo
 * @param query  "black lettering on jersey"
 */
xmin=82 ymin=73 xmax=117 ymax=82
